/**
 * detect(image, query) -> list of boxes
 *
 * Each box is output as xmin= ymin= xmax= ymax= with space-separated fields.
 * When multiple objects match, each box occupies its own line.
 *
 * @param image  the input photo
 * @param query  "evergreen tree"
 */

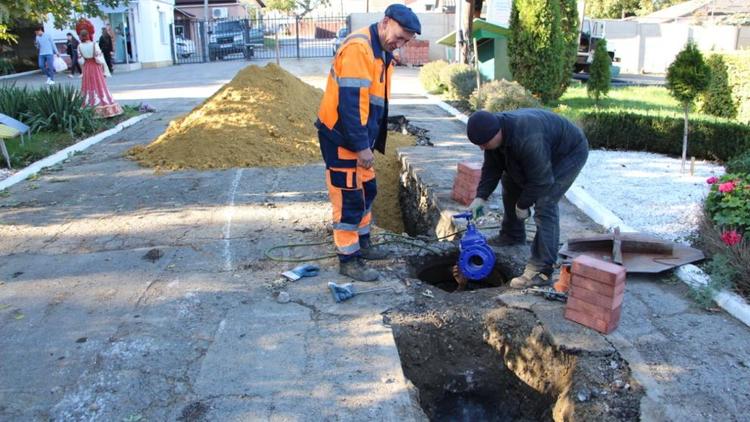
xmin=666 ymin=41 xmax=711 ymax=172
xmin=701 ymin=55 xmax=737 ymax=119
xmin=508 ymin=0 xmax=566 ymax=103
xmin=553 ymin=0 xmax=580 ymax=100
xmin=587 ymin=38 xmax=611 ymax=106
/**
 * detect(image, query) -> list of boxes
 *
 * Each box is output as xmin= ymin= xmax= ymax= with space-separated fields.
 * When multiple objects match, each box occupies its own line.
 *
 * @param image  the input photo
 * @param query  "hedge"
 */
xmin=715 ymin=51 xmax=750 ymax=123
xmin=579 ymin=111 xmax=750 ymax=161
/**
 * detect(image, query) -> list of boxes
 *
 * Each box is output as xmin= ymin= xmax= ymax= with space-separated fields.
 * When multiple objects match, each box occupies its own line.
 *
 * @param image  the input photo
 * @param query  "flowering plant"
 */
xmin=705 ymin=173 xmax=750 ymax=243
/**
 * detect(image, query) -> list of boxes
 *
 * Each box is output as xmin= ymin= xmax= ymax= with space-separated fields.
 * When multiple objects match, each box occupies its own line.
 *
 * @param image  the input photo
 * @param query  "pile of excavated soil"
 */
xmin=372 ymin=131 xmax=415 ymax=234
xmin=128 ymin=63 xmax=323 ymax=170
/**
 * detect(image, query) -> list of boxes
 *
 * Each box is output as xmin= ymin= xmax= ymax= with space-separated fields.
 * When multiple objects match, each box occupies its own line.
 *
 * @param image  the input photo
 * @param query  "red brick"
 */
xmin=567 ymin=297 xmax=621 ymax=323
xmin=569 ymin=284 xmax=624 ymax=310
xmin=458 ymin=161 xmax=482 ymax=174
xmin=554 ymin=264 xmax=571 ymax=293
xmin=570 ymin=273 xmax=624 ymax=297
xmin=564 ymin=306 xmax=621 ymax=334
xmin=571 ymin=255 xmax=626 ymax=286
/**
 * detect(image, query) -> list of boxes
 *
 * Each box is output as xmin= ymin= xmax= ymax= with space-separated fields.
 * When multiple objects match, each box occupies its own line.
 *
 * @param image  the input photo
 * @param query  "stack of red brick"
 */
xmin=400 ymin=40 xmax=430 ymax=66
xmin=564 ymin=255 xmax=626 ymax=334
xmin=451 ymin=161 xmax=482 ymax=206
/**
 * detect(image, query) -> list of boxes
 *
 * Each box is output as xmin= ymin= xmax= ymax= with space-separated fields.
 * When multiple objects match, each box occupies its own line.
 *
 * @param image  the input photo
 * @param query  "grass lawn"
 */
xmin=555 ymin=84 xmax=734 ymax=123
xmin=3 ymin=107 xmax=141 ymax=169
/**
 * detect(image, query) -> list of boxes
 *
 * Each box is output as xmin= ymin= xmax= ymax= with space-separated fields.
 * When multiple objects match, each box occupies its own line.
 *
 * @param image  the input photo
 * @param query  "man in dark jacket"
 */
xmin=98 ymin=24 xmax=114 ymax=73
xmin=466 ymin=109 xmax=589 ymax=288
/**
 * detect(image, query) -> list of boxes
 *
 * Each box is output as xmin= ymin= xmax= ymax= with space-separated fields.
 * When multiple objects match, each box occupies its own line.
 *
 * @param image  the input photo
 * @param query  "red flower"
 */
xmin=721 ymin=230 xmax=742 ymax=246
xmin=706 ymin=176 xmax=719 ymax=184
xmin=718 ymin=181 xmax=736 ymax=193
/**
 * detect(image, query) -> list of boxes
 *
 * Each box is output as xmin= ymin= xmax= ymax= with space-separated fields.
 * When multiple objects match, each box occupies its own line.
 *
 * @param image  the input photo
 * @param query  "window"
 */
xmin=159 ymin=11 xmax=166 ymax=44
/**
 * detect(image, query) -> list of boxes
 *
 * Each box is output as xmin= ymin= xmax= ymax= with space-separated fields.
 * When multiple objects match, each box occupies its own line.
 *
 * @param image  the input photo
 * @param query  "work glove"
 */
xmin=515 ymin=204 xmax=532 ymax=220
xmin=468 ymin=197 xmax=486 ymax=220
xmin=281 ymin=264 xmax=320 ymax=281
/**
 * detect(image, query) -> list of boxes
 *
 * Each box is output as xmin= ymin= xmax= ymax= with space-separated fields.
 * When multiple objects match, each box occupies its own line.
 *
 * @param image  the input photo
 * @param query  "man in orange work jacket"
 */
xmin=316 ymin=5 xmax=421 ymax=281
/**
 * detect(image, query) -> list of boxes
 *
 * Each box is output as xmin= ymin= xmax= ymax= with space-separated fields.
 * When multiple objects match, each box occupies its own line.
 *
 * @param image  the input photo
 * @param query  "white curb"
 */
xmin=423 ymin=91 xmax=750 ymax=328
xmin=0 ymin=69 xmax=42 ymax=81
xmin=564 ymin=185 xmax=637 ymax=232
xmin=0 ymin=113 xmax=152 ymax=191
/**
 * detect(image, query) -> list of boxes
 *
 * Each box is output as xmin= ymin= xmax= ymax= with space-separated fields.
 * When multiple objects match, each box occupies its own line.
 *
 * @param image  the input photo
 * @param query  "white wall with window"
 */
xmin=134 ymin=0 xmax=175 ymax=67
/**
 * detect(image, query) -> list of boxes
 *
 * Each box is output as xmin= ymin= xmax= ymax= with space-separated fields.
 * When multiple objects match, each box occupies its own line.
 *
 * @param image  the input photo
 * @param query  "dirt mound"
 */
xmin=128 ymin=63 xmax=323 ymax=170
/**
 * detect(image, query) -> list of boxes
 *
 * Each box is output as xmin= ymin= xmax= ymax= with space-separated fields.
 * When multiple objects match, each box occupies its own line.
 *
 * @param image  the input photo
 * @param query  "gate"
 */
xmin=171 ymin=15 xmax=348 ymax=65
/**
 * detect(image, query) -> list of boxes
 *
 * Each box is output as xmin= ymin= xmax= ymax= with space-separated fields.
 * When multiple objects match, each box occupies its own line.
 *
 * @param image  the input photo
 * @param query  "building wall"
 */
xmin=176 ymin=3 xmax=247 ymax=20
xmin=134 ymin=0 xmax=176 ymax=67
xmin=596 ymin=19 xmax=744 ymax=74
xmin=350 ymin=12 xmax=454 ymax=61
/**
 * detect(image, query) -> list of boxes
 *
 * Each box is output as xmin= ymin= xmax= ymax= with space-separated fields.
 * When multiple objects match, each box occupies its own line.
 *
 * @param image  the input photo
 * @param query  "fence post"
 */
xmin=296 ymin=16 xmax=301 ymax=59
xmin=201 ymin=21 xmax=208 ymax=63
xmin=169 ymin=23 xmax=177 ymax=64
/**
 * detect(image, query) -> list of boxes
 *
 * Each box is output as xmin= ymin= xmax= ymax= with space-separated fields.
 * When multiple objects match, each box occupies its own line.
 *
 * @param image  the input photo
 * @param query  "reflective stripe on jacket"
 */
xmin=316 ymin=24 xmax=394 ymax=153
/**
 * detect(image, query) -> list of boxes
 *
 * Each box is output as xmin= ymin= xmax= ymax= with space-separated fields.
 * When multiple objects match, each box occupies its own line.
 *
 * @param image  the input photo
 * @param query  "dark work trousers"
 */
xmin=500 ymin=140 xmax=589 ymax=274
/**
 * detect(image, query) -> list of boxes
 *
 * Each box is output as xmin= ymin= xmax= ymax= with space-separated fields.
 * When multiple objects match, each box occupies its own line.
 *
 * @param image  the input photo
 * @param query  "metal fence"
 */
xmin=171 ymin=15 xmax=348 ymax=65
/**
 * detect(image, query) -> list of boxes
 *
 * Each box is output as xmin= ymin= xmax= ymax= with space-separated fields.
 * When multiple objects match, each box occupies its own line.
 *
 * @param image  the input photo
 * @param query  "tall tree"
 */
xmin=587 ymin=38 xmax=611 ymax=106
xmin=0 ymin=0 xmax=124 ymax=42
xmin=553 ymin=0 xmax=579 ymax=99
xmin=265 ymin=0 xmax=330 ymax=17
xmin=508 ymin=0 xmax=566 ymax=103
xmin=666 ymin=41 xmax=710 ymax=173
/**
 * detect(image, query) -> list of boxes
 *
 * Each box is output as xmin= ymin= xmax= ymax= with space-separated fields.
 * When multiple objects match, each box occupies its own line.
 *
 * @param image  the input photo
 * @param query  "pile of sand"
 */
xmin=128 ymin=63 xmax=323 ymax=170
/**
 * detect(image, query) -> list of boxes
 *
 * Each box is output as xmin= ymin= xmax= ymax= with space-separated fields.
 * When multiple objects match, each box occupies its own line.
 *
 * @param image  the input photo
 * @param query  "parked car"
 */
xmin=208 ymin=19 xmax=263 ymax=61
xmin=331 ymin=27 xmax=349 ymax=56
xmin=175 ymin=36 xmax=196 ymax=58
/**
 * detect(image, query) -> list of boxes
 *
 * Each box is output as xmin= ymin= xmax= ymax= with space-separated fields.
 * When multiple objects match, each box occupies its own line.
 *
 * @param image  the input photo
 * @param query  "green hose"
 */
xmin=263 ymin=224 xmax=502 ymax=263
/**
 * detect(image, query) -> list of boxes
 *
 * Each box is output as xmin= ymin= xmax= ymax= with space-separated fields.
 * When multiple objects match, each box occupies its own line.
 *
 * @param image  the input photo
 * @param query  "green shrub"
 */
xmin=469 ymin=79 xmax=540 ymax=112
xmin=0 ymin=84 xmax=33 ymax=122
xmin=579 ymin=111 xmax=750 ymax=161
xmin=555 ymin=0 xmax=580 ymax=100
xmin=25 ymin=85 xmax=100 ymax=135
xmin=419 ymin=60 xmax=449 ymax=93
xmin=440 ymin=63 xmax=477 ymax=101
xmin=726 ymin=150 xmax=750 ymax=174
xmin=587 ymin=38 xmax=611 ymax=104
xmin=701 ymin=55 xmax=737 ymax=119
xmin=715 ymin=51 xmax=750 ymax=123
xmin=0 ymin=58 xmax=14 ymax=76
xmin=509 ymin=0 xmax=566 ymax=103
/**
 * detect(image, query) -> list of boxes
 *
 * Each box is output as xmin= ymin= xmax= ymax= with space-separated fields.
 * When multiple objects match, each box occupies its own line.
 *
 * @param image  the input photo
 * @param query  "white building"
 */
xmin=44 ymin=0 xmax=176 ymax=71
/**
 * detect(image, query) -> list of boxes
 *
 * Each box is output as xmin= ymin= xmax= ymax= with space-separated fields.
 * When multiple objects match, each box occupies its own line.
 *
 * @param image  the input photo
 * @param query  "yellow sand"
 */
xmin=128 ymin=63 xmax=323 ymax=169
xmin=372 ymin=131 xmax=415 ymax=234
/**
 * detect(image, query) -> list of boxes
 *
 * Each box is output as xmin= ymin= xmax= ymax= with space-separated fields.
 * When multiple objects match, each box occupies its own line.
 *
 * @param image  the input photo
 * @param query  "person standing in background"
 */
xmin=98 ymin=23 xmax=115 ymax=73
xmin=34 ymin=26 xmax=58 ymax=85
xmin=66 ymin=33 xmax=82 ymax=78
xmin=76 ymin=20 xmax=123 ymax=118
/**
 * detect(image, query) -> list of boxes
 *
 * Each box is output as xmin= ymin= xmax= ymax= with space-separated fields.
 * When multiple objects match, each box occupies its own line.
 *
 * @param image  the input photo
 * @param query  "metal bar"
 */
xmin=296 ymin=16 xmax=300 ymax=59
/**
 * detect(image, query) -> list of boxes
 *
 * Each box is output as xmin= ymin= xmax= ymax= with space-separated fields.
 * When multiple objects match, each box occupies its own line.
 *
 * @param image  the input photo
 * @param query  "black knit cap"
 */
xmin=467 ymin=110 xmax=501 ymax=145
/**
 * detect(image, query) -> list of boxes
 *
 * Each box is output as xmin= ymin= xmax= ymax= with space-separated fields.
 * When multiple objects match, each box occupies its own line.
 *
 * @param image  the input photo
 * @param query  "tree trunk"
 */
xmin=681 ymin=103 xmax=689 ymax=173
xmin=463 ymin=0 xmax=475 ymax=65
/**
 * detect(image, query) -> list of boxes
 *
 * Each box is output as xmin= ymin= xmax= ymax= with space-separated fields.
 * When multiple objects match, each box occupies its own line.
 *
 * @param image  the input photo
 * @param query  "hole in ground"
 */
xmin=388 ymin=305 xmax=554 ymax=421
xmin=415 ymin=253 xmax=507 ymax=292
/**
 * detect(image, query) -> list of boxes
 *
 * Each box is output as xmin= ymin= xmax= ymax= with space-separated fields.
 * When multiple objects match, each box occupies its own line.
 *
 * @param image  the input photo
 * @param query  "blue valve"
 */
xmin=452 ymin=212 xmax=496 ymax=280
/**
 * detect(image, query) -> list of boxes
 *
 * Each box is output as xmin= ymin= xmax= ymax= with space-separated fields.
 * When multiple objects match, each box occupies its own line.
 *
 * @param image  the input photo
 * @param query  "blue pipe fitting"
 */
xmin=453 ymin=212 xmax=496 ymax=280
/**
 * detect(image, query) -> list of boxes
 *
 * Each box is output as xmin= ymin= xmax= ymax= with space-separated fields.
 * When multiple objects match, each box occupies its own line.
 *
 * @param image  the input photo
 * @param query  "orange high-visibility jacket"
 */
xmin=316 ymin=24 xmax=394 ymax=154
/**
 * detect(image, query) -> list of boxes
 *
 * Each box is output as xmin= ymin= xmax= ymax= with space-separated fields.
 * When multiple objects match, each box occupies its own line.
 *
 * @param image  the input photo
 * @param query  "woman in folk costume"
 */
xmin=75 ymin=19 xmax=123 ymax=118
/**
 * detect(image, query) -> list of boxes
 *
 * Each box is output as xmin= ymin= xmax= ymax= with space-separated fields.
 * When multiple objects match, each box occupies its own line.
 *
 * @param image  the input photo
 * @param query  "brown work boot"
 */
xmin=339 ymin=258 xmax=379 ymax=282
xmin=509 ymin=269 xmax=552 ymax=289
xmin=359 ymin=245 xmax=389 ymax=260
